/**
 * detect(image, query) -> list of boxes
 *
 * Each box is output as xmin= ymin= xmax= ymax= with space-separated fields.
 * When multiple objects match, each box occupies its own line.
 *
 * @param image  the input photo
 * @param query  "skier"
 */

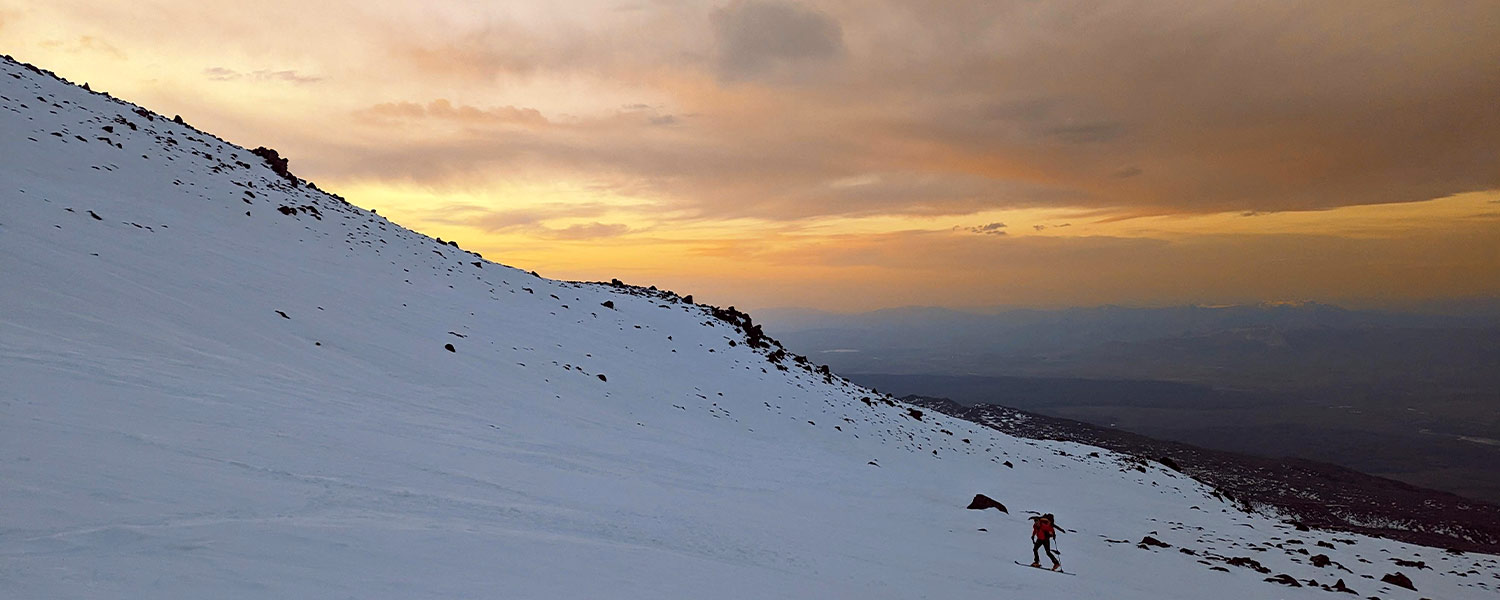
xmin=1029 ymin=513 xmax=1061 ymax=571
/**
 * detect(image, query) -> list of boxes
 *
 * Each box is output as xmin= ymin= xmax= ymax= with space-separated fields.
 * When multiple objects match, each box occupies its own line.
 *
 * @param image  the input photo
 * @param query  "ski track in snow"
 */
xmin=2 ymin=55 xmax=1499 ymax=599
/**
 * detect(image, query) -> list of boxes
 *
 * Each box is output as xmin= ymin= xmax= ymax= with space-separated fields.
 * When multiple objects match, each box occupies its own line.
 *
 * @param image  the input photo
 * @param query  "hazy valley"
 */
xmin=760 ymin=306 xmax=1500 ymax=504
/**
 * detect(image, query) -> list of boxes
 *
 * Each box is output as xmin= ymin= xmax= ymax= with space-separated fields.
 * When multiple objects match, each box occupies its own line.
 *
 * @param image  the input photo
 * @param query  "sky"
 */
xmin=4 ymin=0 xmax=1498 ymax=312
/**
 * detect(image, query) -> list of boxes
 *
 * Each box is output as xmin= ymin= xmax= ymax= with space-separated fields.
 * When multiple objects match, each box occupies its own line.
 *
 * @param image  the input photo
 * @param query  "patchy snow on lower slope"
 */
xmin=2 ymin=55 xmax=1497 ymax=599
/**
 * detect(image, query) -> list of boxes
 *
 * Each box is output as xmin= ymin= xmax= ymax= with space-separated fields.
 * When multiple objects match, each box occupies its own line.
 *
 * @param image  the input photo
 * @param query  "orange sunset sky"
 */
xmin=4 ymin=1 xmax=1498 ymax=311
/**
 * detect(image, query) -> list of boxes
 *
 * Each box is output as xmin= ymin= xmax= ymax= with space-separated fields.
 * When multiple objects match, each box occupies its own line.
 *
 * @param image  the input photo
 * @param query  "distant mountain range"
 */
xmin=756 ymin=302 xmax=1500 ymax=390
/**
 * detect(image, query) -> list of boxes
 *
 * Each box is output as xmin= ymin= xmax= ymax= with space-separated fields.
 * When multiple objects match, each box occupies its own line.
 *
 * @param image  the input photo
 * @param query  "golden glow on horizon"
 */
xmin=3 ymin=1 xmax=1497 ymax=311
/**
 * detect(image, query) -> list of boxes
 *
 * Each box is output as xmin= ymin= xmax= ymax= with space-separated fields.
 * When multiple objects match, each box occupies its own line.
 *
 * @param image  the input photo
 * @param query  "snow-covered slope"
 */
xmin=2 ymin=55 xmax=1496 ymax=599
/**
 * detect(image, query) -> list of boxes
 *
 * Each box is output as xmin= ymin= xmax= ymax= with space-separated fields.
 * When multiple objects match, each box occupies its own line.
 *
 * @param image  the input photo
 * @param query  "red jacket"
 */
xmin=1033 ymin=521 xmax=1055 ymax=540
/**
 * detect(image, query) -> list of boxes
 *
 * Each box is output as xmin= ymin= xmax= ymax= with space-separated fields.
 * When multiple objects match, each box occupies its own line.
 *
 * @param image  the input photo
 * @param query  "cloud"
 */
xmin=57 ymin=0 xmax=1494 ymax=230
xmin=292 ymin=2 xmax=1500 ymax=223
xmin=959 ymin=222 xmax=1007 ymax=236
xmin=354 ymin=99 xmax=685 ymax=132
xmin=39 ymin=35 xmax=126 ymax=59
xmin=395 ymin=16 xmax=657 ymax=82
xmin=543 ymin=222 xmax=631 ymax=240
xmin=360 ymin=99 xmax=547 ymax=126
xmin=414 ymin=203 xmax=617 ymax=233
xmin=711 ymin=0 xmax=845 ymax=81
xmin=1045 ymin=122 xmax=1124 ymax=144
xmin=204 ymin=67 xmax=321 ymax=84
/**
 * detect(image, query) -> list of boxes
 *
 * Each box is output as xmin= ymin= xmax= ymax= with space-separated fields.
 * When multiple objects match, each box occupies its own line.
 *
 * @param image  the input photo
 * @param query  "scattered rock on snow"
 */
xmin=1324 ymin=578 xmax=1356 ymax=594
xmin=1391 ymin=558 xmax=1429 ymax=570
xmin=1139 ymin=536 xmax=1171 ymax=549
xmin=965 ymin=494 xmax=1008 ymax=513
xmin=1263 ymin=573 xmax=1300 ymax=587
xmin=1222 ymin=556 xmax=1271 ymax=574
xmin=1379 ymin=571 xmax=1416 ymax=591
xmin=251 ymin=146 xmax=296 ymax=184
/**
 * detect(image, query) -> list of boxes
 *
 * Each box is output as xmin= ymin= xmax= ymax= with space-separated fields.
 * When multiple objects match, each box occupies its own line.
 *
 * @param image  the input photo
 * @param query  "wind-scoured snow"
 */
xmin=2 ymin=56 xmax=1497 ymax=599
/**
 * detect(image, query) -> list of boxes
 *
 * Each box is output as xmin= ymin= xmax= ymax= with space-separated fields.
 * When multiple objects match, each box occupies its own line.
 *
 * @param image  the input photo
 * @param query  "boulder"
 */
xmin=1379 ymin=572 xmax=1415 ymax=591
xmin=965 ymin=494 xmax=1007 ymax=513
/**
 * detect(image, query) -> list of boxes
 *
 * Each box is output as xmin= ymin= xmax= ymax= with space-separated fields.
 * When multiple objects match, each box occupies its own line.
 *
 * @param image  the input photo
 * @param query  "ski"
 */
xmin=1014 ymin=560 xmax=1076 ymax=576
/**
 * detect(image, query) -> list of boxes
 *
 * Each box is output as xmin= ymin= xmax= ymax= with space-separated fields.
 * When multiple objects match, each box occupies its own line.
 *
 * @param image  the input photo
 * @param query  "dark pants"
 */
xmin=1033 ymin=538 xmax=1057 ymax=565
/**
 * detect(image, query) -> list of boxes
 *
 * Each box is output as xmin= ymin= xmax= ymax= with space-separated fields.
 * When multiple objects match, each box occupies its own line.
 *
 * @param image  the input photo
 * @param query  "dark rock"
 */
xmin=1139 ymin=536 xmax=1171 ymax=549
xmin=1003 ymin=461 xmax=1014 ymax=468
xmin=1311 ymin=554 xmax=1332 ymax=568
xmin=1158 ymin=456 xmax=1181 ymax=471
xmin=250 ymin=146 xmax=297 ymax=184
xmin=275 ymin=310 xmax=290 ymax=319
xmin=1327 ymin=578 xmax=1356 ymax=594
xmin=1379 ymin=572 xmax=1415 ymax=591
xmin=1264 ymin=573 xmax=1301 ymax=587
xmin=597 ymin=374 xmax=607 ymax=382
xmin=1224 ymin=556 xmax=1271 ymax=574
xmin=965 ymin=494 xmax=1007 ymax=513
xmin=601 ymin=300 xmax=615 ymax=309
xmin=1391 ymin=558 xmax=1428 ymax=570
xmin=444 ymin=343 xmax=456 ymax=353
